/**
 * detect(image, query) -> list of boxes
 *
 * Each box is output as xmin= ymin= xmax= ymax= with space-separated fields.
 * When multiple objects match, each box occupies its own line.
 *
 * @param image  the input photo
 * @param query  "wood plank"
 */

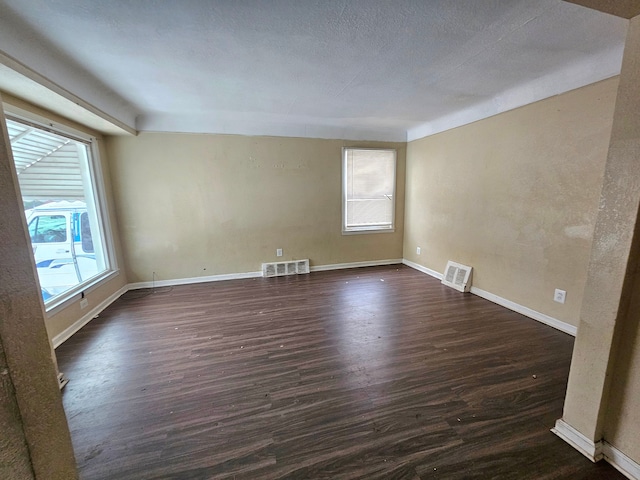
xmin=56 ymin=265 xmax=625 ymax=479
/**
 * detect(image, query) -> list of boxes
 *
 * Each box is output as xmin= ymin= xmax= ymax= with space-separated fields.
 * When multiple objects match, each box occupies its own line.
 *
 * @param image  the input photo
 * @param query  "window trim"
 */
xmin=3 ymin=105 xmax=119 ymax=314
xmin=342 ymin=147 xmax=397 ymax=235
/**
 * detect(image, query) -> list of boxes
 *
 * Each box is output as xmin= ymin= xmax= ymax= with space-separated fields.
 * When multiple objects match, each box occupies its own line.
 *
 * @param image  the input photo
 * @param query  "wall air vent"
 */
xmin=442 ymin=261 xmax=473 ymax=292
xmin=262 ymin=259 xmax=310 ymax=278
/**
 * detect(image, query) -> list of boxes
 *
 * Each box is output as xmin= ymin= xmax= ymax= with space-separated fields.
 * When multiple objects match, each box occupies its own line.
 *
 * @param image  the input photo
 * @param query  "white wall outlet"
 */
xmin=416 ymin=246 xmax=421 ymax=255
xmin=80 ymin=298 xmax=89 ymax=309
xmin=276 ymin=248 xmax=283 ymax=257
xmin=554 ymin=289 xmax=566 ymax=304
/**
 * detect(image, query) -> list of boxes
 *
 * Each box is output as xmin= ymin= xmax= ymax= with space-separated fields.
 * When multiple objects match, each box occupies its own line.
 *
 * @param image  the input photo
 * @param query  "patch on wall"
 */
xmin=564 ymin=225 xmax=593 ymax=240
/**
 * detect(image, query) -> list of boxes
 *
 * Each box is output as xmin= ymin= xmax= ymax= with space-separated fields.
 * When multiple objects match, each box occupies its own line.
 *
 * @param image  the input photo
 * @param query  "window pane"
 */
xmin=31 ymin=215 xmax=67 ymax=243
xmin=80 ymin=212 xmax=95 ymax=253
xmin=347 ymin=150 xmax=395 ymax=199
xmin=343 ymin=148 xmax=396 ymax=231
xmin=7 ymin=117 xmax=110 ymax=304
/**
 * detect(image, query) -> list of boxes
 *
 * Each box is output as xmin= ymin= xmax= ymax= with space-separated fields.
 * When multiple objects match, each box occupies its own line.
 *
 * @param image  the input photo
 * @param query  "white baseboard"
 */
xmin=310 ymin=258 xmax=403 ymax=272
xmin=552 ymin=419 xmax=640 ymax=479
xmin=127 ymin=260 xmax=403 ymax=290
xmin=603 ymin=442 xmax=640 ymax=480
xmin=402 ymin=259 xmax=443 ymax=280
xmin=128 ymin=271 xmax=263 ymax=290
xmin=51 ymin=285 xmax=128 ymax=348
xmin=402 ymin=259 xmax=577 ymax=336
xmin=470 ymin=286 xmax=577 ymax=336
xmin=552 ymin=419 xmax=603 ymax=462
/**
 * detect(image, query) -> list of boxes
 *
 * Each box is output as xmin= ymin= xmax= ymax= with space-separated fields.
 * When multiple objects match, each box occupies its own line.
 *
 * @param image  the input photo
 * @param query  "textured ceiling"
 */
xmin=0 ymin=0 xmax=629 ymax=141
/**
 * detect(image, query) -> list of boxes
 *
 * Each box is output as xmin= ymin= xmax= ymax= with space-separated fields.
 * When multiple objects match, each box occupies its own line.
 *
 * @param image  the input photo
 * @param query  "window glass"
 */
xmin=6 ymin=116 xmax=111 ymax=305
xmin=343 ymin=148 xmax=396 ymax=233
xmin=80 ymin=212 xmax=94 ymax=253
xmin=29 ymin=215 xmax=67 ymax=243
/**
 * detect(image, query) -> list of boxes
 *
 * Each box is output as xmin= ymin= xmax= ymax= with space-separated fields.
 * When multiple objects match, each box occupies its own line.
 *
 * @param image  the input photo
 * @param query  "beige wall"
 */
xmin=598 ymin=13 xmax=640 ymax=463
xmin=403 ymin=78 xmax=618 ymax=327
xmin=1 ymin=93 xmax=128 ymax=343
xmin=560 ymin=12 xmax=640 ymax=467
xmin=605 ymin=272 xmax=640 ymax=460
xmin=106 ymin=134 xmax=405 ymax=283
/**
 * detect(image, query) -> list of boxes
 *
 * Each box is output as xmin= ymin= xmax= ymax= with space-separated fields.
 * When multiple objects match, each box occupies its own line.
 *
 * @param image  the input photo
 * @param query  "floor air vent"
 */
xmin=442 ymin=261 xmax=473 ymax=292
xmin=262 ymin=259 xmax=310 ymax=278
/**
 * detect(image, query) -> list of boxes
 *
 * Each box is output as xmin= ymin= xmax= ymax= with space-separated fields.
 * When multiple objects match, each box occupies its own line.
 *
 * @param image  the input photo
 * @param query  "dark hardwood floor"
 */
xmin=55 ymin=265 xmax=625 ymax=479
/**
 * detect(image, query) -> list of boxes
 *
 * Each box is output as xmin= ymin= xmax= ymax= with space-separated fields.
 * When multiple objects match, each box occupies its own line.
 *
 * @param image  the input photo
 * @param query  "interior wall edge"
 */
xmin=552 ymin=419 xmax=640 ymax=480
xmin=128 ymin=271 xmax=263 ymax=291
xmin=552 ymin=418 xmax=604 ymax=462
xmin=402 ymin=259 xmax=577 ymax=336
xmin=127 ymin=259 xmax=403 ymax=290
xmin=309 ymin=258 xmax=402 ymax=272
xmin=469 ymin=286 xmax=577 ymax=336
xmin=51 ymin=285 xmax=129 ymax=349
xmin=402 ymin=258 xmax=444 ymax=280
xmin=603 ymin=442 xmax=640 ymax=480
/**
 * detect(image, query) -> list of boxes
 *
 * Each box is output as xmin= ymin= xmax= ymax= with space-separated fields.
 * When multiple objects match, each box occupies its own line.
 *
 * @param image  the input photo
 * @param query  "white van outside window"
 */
xmin=6 ymin=115 xmax=114 ymax=308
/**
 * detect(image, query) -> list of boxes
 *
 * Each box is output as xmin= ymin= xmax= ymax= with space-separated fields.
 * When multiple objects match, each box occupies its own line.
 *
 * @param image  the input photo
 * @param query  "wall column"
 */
xmin=0 ymin=96 xmax=77 ymax=478
xmin=554 ymin=13 xmax=640 ymax=459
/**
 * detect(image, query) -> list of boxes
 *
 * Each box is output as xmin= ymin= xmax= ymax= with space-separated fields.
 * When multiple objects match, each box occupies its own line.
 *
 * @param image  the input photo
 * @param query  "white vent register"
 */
xmin=262 ymin=259 xmax=310 ymax=278
xmin=442 ymin=261 xmax=473 ymax=292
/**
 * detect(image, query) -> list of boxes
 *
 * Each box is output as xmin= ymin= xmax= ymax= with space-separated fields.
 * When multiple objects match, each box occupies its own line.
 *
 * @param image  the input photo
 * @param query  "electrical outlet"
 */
xmin=80 ymin=298 xmax=89 ymax=309
xmin=416 ymin=246 xmax=421 ymax=255
xmin=554 ymin=289 xmax=566 ymax=304
xmin=276 ymin=248 xmax=283 ymax=257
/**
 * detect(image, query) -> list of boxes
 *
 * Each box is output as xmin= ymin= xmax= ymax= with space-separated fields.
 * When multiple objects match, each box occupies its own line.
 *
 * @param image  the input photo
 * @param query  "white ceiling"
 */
xmin=0 ymin=0 xmax=629 ymax=141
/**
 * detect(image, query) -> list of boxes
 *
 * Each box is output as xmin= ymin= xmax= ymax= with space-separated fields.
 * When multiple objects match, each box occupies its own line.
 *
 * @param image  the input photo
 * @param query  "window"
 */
xmin=6 ymin=115 xmax=113 ymax=308
xmin=342 ymin=147 xmax=396 ymax=233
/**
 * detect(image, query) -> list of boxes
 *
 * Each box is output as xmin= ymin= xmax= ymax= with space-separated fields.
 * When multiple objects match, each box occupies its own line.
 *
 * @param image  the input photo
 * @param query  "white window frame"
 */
xmin=342 ymin=147 xmax=397 ymax=234
xmin=3 ymin=104 xmax=118 ymax=315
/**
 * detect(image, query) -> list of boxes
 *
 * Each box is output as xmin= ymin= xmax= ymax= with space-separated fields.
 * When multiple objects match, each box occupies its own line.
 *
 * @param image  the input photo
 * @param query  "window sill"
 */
xmin=342 ymin=227 xmax=396 ymax=235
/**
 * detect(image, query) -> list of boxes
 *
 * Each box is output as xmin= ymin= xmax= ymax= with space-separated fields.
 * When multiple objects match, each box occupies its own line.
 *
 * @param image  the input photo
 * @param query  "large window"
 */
xmin=6 ymin=115 xmax=113 ymax=308
xmin=342 ymin=147 xmax=396 ymax=234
